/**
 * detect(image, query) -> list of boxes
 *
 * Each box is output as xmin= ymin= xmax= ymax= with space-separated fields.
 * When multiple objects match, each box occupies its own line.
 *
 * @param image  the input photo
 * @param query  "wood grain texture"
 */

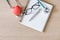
xmin=0 ymin=0 xmax=60 ymax=40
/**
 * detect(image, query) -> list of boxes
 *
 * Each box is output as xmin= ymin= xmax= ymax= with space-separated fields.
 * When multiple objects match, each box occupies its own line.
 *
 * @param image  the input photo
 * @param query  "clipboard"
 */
xmin=19 ymin=0 xmax=53 ymax=32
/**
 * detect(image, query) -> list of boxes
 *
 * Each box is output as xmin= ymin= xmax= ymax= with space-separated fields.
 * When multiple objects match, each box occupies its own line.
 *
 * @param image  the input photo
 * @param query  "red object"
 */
xmin=11 ymin=5 xmax=22 ymax=16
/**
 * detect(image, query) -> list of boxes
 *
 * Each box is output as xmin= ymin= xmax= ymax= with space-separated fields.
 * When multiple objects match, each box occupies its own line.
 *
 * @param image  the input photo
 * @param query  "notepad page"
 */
xmin=20 ymin=0 xmax=53 ymax=32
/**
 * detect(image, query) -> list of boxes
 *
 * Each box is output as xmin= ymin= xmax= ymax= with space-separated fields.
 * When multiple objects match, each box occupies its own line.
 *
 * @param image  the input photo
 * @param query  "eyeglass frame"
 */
xmin=23 ymin=2 xmax=41 ymax=15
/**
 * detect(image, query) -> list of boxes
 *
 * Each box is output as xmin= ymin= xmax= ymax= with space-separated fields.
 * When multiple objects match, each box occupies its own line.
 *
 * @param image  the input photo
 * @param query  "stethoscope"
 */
xmin=6 ymin=0 xmax=22 ymax=16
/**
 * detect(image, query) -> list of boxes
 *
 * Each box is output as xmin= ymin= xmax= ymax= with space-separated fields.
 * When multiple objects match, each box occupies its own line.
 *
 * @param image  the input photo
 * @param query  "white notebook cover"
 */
xmin=20 ymin=0 xmax=53 ymax=32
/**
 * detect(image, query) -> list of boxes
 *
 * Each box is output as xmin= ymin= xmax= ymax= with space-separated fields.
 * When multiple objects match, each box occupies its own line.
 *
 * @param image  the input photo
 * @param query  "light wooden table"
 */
xmin=0 ymin=0 xmax=60 ymax=40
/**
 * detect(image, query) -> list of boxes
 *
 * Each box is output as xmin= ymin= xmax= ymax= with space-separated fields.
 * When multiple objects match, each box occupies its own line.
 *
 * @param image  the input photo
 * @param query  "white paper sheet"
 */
xmin=20 ymin=0 xmax=53 ymax=32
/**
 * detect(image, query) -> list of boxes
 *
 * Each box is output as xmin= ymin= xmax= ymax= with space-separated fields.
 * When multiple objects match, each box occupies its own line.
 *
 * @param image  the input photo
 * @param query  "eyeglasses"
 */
xmin=23 ymin=2 xmax=40 ymax=15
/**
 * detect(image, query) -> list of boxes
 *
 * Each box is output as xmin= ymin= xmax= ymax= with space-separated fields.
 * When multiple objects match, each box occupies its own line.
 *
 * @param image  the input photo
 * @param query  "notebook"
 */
xmin=20 ymin=0 xmax=53 ymax=32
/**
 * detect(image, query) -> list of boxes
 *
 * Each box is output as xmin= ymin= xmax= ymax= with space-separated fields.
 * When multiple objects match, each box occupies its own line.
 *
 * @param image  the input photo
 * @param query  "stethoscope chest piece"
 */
xmin=11 ymin=5 xmax=22 ymax=16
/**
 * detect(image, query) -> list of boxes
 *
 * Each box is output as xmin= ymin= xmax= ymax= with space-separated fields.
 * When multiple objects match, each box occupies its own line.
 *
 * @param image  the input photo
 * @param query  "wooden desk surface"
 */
xmin=0 ymin=0 xmax=60 ymax=40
